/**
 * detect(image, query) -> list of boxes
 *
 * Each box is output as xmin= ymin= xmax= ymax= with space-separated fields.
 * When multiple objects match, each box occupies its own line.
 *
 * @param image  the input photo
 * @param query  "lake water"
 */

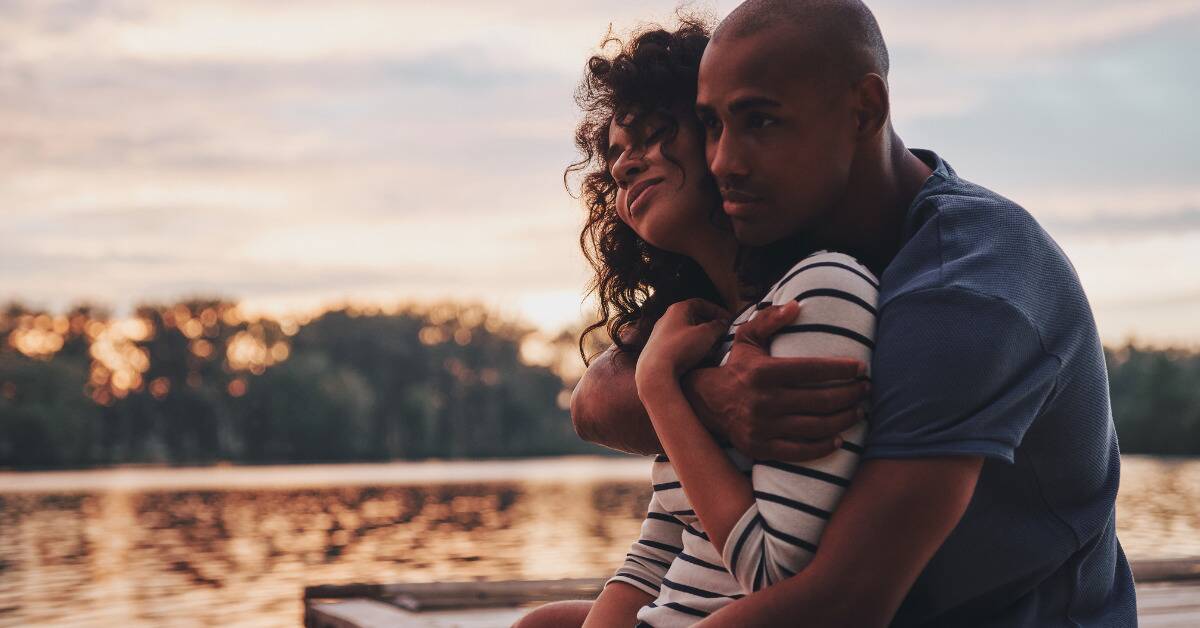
xmin=1 ymin=455 xmax=1197 ymax=627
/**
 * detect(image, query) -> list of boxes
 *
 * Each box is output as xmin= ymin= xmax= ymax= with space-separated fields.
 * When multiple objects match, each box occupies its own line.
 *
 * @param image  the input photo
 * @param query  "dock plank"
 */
xmin=305 ymin=559 xmax=1200 ymax=627
xmin=1137 ymin=581 xmax=1200 ymax=627
xmin=307 ymin=600 xmax=525 ymax=628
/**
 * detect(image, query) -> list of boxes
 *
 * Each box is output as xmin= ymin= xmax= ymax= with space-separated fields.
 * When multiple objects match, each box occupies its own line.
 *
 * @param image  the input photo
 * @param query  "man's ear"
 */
xmin=852 ymin=73 xmax=890 ymax=139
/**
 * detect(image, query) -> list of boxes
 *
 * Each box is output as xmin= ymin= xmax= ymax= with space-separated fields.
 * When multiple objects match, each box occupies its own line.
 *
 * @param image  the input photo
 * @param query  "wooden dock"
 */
xmin=305 ymin=558 xmax=1200 ymax=627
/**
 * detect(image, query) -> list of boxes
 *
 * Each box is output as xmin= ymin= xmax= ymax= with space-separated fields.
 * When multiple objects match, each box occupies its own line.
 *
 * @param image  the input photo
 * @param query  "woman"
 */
xmin=517 ymin=17 xmax=877 ymax=628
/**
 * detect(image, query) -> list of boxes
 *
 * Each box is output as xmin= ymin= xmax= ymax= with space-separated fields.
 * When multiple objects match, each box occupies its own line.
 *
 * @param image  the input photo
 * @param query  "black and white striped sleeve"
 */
xmin=606 ymin=489 xmax=686 ymax=597
xmin=721 ymin=251 xmax=878 ymax=591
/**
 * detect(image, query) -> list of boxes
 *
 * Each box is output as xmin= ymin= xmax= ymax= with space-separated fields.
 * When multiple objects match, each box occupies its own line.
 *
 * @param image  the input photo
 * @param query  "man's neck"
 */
xmin=812 ymin=131 xmax=933 ymax=277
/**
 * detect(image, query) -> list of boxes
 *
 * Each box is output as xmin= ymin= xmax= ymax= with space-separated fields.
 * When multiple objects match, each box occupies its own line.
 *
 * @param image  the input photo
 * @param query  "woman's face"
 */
xmin=607 ymin=111 xmax=723 ymax=255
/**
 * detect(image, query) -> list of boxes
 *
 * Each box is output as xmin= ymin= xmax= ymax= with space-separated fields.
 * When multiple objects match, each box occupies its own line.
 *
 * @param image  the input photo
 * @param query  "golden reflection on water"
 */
xmin=0 ymin=480 xmax=653 ymax=627
xmin=1114 ymin=456 xmax=1200 ymax=560
xmin=0 ymin=456 xmax=1196 ymax=627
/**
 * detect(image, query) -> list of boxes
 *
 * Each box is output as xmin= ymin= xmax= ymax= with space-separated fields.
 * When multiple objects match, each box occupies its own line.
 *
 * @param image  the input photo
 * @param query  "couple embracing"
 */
xmin=521 ymin=1 xmax=1134 ymax=626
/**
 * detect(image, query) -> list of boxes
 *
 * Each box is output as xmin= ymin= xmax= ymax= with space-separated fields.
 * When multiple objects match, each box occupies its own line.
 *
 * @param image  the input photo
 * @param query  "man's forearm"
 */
xmin=571 ymin=346 xmax=663 ymax=455
xmin=572 ymin=346 xmax=733 ymax=455
xmin=696 ymin=457 xmax=984 ymax=627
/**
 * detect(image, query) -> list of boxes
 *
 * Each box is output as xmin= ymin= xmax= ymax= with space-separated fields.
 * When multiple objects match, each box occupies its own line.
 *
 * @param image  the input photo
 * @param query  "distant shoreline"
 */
xmin=2 ymin=454 xmax=1196 ymax=495
xmin=0 ymin=454 xmax=653 ymax=493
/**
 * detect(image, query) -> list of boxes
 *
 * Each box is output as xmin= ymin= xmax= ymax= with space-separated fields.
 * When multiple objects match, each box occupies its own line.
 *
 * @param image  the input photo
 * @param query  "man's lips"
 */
xmin=721 ymin=189 xmax=765 ymax=216
xmin=627 ymin=177 xmax=664 ymax=215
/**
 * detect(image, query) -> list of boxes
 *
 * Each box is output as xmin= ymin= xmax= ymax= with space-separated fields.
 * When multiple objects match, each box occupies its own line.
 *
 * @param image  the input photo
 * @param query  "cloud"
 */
xmin=0 ymin=0 xmax=687 ymax=74
xmin=135 ymin=265 xmax=448 ymax=298
xmin=875 ymin=0 xmax=1200 ymax=61
xmin=897 ymin=13 xmax=1200 ymax=193
xmin=2 ymin=0 xmax=1198 ymax=340
xmin=0 ymin=245 xmax=184 ymax=276
xmin=1107 ymin=290 xmax=1200 ymax=310
xmin=1044 ymin=208 xmax=1200 ymax=236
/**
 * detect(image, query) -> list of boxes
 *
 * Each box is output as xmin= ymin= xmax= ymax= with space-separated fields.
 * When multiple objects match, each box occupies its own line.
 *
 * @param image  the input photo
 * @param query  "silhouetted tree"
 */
xmin=0 ymin=352 xmax=100 ymax=468
xmin=14 ymin=298 xmax=1198 ymax=468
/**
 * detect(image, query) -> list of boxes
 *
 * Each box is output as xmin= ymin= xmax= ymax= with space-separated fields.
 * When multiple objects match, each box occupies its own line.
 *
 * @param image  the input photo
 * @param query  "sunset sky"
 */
xmin=3 ymin=0 xmax=1198 ymax=344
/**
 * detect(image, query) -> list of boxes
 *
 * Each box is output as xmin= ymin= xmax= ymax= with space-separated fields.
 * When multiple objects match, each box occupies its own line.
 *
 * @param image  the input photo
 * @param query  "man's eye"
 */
xmin=646 ymin=125 xmax=668 ymax=143
xmin=747 ymin=113 xmax=776 ymax=129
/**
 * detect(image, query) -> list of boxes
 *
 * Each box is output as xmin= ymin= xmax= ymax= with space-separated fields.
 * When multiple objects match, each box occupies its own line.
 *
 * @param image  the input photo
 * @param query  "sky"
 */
xmin=2 ymin=0 xmax=1198 ymax=344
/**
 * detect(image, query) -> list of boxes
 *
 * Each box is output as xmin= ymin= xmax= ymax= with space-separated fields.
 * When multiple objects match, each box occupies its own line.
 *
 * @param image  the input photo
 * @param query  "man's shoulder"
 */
xmin=926 ymin=174 xmax=1044 ymax=243
xmin=909 ymin=150 xmax=1028 ymax=219
xmin=886 ymin=171 xmax=1081 ymax=318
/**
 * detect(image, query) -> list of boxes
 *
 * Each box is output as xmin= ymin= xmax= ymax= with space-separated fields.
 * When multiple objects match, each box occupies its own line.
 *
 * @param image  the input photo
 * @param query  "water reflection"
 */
xmin=1114 ymin=456 xmax=1200 ymax=561
xmin=0 ymin=456 xmax=1196 ymax=627
xmin=0 ymin=480 xmax=651 ymax=627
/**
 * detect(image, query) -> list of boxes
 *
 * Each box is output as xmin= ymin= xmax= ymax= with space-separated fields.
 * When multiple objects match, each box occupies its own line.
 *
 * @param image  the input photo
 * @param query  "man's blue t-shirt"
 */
xmin=865 ymin=150 xmax=1136 ymax=626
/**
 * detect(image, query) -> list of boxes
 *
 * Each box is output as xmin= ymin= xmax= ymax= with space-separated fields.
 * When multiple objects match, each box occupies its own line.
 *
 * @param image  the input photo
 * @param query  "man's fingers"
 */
xmin=733 ymin=301 xmax=800 ymax=348
xmin=765 ymin=406 xmax=865 ymax=440
xmin=759 ymin=437 xmax=842 ymax=462
xmin=754 ymin=356 xmax=868 ymax=387
xmin=761 ymin=380 xmax=870 ymax=415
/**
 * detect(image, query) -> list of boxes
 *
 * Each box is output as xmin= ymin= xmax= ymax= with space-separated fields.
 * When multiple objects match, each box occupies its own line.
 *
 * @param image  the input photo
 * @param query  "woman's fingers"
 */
xmin=645 ymin=299 xmax=735 ymax=374
xmin=695 ymin=317 xmax=732 ymax=346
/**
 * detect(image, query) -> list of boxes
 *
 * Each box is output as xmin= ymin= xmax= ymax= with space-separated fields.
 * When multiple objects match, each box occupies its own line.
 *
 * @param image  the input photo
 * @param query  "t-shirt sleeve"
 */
xmin=721 ymin=251 xmax=877 ymax=591
xmin=864 ymin=287 xmax=1061 ymax=463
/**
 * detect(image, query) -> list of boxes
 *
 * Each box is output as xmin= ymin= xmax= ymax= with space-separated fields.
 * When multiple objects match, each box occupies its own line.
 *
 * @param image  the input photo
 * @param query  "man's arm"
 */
xmin=697 ymin=456 xmax=984 ymax=628
xmin=571 ymin=344 xmax=868 ymax=458
xmin=571 ymin=345 xmax=663 ymax=455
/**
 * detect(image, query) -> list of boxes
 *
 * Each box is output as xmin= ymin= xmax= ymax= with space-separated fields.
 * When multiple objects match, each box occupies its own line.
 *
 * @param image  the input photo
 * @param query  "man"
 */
xmin=571 ymin=0 xmax=1136 ymax=626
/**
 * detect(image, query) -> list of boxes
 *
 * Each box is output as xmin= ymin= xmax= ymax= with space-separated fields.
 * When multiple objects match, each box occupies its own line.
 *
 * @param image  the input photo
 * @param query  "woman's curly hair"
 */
xmin=567 ymin=15 xmax=723 ymax=363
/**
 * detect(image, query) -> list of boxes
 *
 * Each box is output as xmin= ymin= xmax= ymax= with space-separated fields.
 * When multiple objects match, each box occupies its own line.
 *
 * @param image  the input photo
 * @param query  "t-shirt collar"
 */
xmin=901 ymin=148 xmax=956 ymax=240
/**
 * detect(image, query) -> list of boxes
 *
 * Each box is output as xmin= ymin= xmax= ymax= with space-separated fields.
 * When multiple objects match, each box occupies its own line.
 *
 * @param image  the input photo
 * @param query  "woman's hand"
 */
xmin=635 ymin=298 xmax=732 ymax=386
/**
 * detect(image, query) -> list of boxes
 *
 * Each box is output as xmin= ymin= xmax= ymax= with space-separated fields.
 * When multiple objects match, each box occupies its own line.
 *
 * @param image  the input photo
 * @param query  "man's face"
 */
xmin=696 ymin=27 xmax=858 ymax=246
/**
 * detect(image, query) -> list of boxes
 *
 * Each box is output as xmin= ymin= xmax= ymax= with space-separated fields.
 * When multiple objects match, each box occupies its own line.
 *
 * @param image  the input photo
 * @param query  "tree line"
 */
xmin=0 ymin=300 xmax=1197 ymax=469
xmin=0 ymin=300 xmax=597 ymax=469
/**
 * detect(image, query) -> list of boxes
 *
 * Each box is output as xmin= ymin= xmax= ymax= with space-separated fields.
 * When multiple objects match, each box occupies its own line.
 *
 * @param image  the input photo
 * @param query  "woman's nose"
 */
xmin=614 ymin=150 xmax=647 ymax=186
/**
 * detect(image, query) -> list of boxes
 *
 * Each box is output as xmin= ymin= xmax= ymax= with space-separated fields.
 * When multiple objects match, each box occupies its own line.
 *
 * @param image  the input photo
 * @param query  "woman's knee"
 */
xmin=511 ymin=600 xmax=593 ymax=628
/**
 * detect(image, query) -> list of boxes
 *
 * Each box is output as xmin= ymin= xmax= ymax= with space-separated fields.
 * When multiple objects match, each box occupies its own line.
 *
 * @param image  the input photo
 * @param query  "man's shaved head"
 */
xmin=714 ymin=0 xmax=889 ymax=88
xmin=696 ymin=0 xmax=897 ymax=249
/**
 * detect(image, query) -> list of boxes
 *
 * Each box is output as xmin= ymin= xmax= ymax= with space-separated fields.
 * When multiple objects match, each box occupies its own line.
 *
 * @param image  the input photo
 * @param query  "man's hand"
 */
xmin=572 ymin=303 xmax=870 ymax=460
xmin=684 ymin=303 xmax=870 ymax=461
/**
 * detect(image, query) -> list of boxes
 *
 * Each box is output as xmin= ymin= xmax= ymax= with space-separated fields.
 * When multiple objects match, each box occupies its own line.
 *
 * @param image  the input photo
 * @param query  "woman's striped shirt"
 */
xmin=607 ymin=251 xmax=879 ymax=627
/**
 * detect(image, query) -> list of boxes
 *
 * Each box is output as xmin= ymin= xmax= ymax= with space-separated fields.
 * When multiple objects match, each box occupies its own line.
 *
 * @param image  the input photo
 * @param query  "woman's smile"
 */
xmin=627 ymin=177 xmax=665 ymax=216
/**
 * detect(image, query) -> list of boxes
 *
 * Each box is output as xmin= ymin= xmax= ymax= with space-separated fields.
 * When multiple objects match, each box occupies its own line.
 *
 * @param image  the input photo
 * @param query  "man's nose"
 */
xmin=707 ymin=133 xmax=748 ymax=181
